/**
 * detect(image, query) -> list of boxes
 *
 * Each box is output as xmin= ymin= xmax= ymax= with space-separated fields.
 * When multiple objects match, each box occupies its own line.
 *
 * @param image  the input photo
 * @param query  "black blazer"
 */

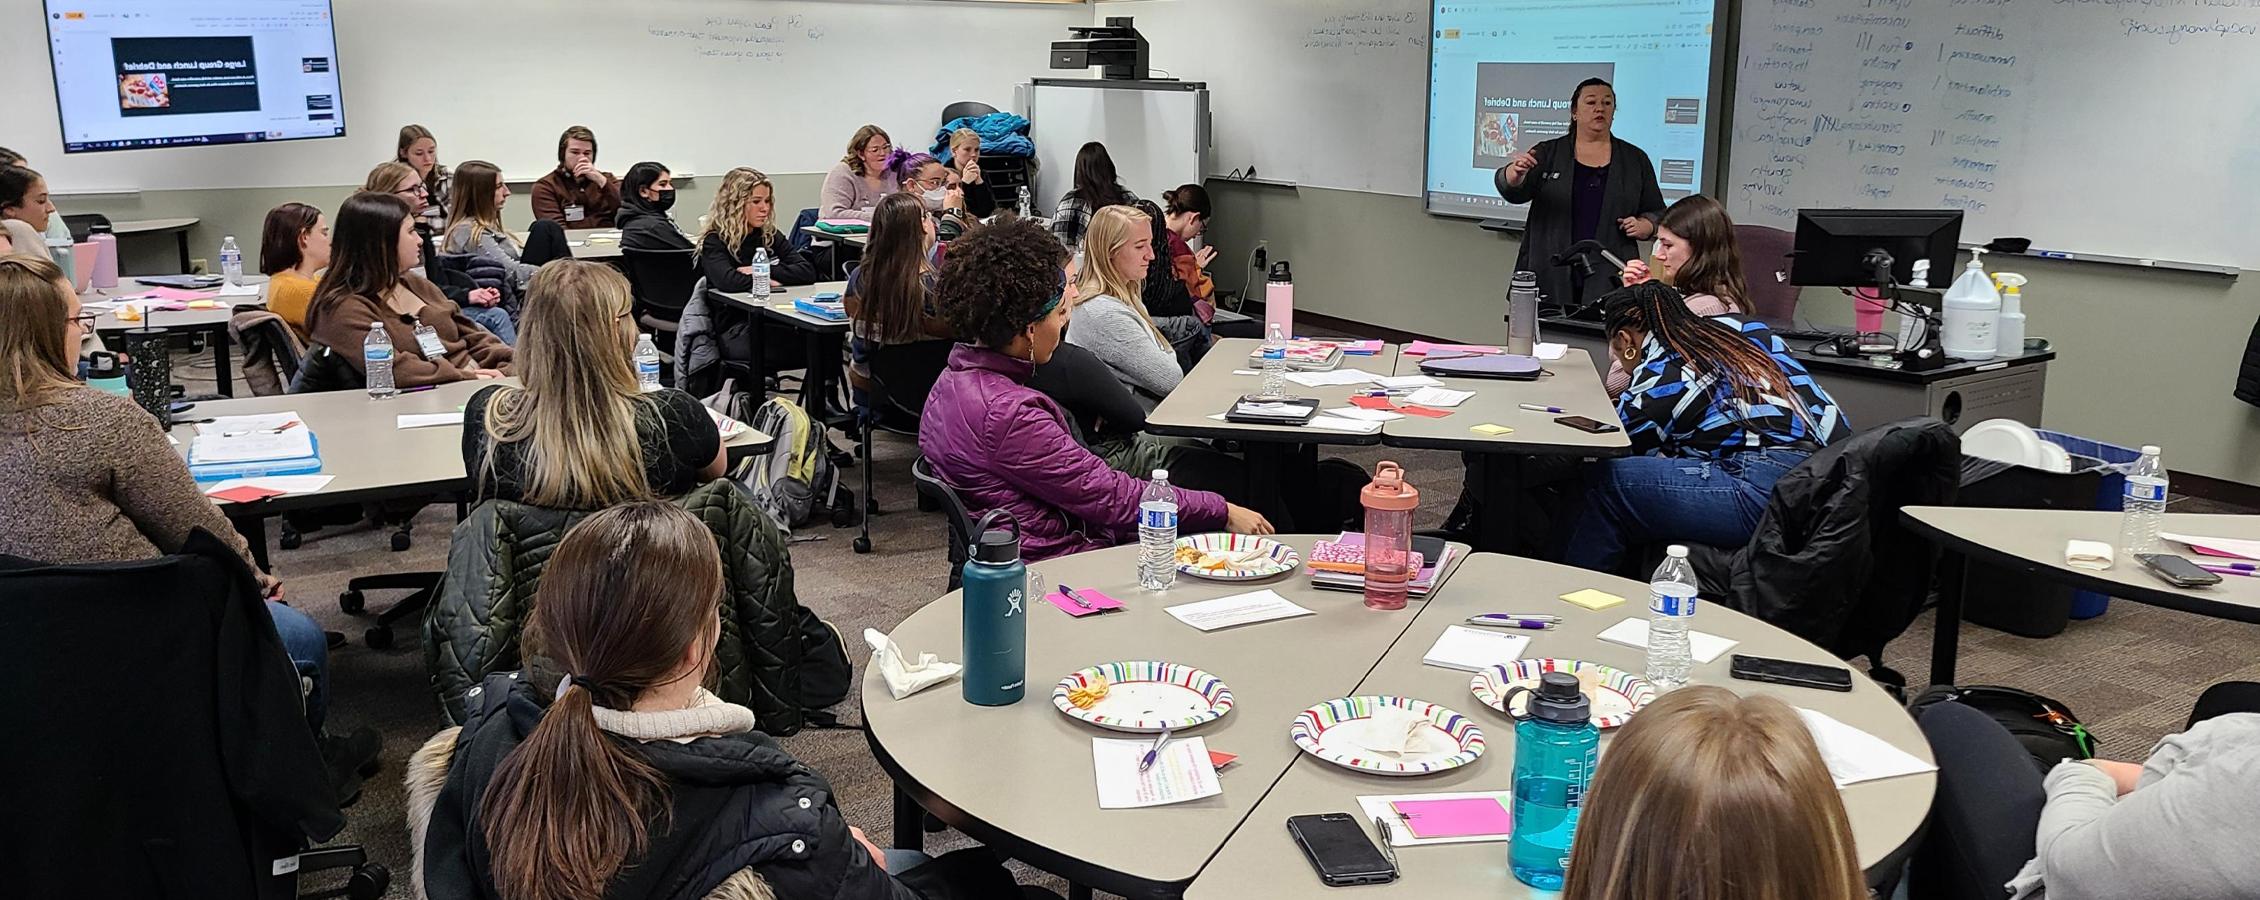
xmin=1496 ymin=135 xmax=1666 ymax=310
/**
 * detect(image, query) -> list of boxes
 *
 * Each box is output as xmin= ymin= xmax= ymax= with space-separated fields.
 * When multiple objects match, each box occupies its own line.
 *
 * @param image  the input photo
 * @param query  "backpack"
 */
xmin=1910 ymin=685 xmax=2099 ymax=768
xmin=734 ymin=395 xmax=851 ymax=531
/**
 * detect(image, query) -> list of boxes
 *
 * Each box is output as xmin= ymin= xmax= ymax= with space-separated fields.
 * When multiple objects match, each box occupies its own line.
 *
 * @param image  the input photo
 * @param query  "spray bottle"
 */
xmin=1940 ymin=248 xmax=2000 ymax=360
xmin=1992 ymin=272 xmax=2027 ymax=358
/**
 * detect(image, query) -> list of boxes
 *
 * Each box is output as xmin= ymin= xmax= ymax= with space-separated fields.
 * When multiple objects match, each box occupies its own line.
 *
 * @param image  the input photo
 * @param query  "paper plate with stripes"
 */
xmin=1289 ymin=695 xmax=1486 ymax=776
xmin=1174 ymin=533 xmax=1300 ymax=581
xmin=1472 ymin=658 xmax=1656 ymax=729
xmin=1052 ymin=660 xmax=1234 ymax=733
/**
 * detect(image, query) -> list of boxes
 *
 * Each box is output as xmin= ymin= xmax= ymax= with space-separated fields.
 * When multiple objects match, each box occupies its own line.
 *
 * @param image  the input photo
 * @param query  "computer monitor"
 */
xmin=1789 ymin=209 xmax=1963 ymax=288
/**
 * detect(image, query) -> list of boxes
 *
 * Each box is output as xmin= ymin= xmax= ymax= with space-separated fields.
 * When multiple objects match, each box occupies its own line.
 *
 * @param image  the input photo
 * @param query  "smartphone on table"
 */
xmin=1729 ymin=654 xmax=1854 ymax=692
xmin=1287 ymin=812 xmax=1398 ymax=886
xmin=1554 ymin=415 xmax=1621 ymax=434
xmin=2135 ymin=552 xmax=2222 ymax=588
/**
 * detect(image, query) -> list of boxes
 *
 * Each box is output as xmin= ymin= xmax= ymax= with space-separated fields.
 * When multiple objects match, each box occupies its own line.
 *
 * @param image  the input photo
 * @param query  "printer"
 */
xmin=1051 ymin=17 xmax=1151 ymax=81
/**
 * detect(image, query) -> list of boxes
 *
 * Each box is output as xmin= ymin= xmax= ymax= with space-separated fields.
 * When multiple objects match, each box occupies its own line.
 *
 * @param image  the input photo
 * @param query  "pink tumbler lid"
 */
xmin=1361 ymin=461 xmax=1419 ymax=511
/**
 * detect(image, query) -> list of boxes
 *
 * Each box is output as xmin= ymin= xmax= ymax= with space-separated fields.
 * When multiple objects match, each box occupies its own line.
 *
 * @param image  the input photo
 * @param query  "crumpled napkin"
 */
xmin=1354 ymin=704 xmax=1431 ymax=756
xmin=2065 ymin=540 xmax=2114 ymax=571
xmin=866 ymin=629 xmax=961 ymax=700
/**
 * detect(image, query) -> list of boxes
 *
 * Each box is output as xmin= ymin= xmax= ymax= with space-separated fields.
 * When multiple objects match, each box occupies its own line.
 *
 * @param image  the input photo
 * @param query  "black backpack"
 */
xmin=1910 ymin=685 xmax=2099 ymax=768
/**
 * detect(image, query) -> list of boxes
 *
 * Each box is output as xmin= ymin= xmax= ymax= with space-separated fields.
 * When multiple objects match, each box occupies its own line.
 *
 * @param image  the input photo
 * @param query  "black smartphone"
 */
xmin=2135 ymin=552 xmax=2223 ymax=588
xmin=1554 ymin=415 xmax=1621 ymax=434
xmin=1729 ymin=654 xmax=1854 ymax=692
xmin=1287 ymin=813 xmax=1397 ymax=886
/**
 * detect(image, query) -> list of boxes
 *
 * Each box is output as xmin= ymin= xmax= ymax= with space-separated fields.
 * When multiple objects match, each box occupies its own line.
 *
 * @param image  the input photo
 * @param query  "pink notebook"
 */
xmin=1390 ymin=797 xmax=1513 ymax=839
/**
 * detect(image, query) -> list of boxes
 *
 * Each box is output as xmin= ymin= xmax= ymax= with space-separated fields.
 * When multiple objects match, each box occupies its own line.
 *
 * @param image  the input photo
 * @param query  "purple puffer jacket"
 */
xmin=920 ymin=344 xmax=1229 ymax=561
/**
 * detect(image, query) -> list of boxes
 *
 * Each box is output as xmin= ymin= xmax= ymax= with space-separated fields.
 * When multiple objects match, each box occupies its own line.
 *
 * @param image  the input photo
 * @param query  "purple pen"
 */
xmin=1518 ymin=403 xmax=1566 ymax=414
xmin=2198 ymin=565 xmax=2256 ymax=578
xmin=1466 ymin=614 xmax=1556 ymax=630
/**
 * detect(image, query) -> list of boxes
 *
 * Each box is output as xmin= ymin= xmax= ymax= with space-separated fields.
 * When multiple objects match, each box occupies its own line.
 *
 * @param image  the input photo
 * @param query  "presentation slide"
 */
xmin=1424 ymin=0 xmax=1722 ymax=222
xmin=45 ymin=0 xmax=345 ymax=154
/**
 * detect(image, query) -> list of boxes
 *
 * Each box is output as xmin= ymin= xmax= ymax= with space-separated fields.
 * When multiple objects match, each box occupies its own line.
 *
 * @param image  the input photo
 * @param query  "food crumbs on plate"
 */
xmin=1471 ymin=423 xmax=1515 ymax=436
xmin=1175 ymin=545 xmax=1237 ymax=572
xmin=1068 ymin=676 xmax=1111 ymax=710
xmin=1560 ymin=588 xmax=1627 ymax=610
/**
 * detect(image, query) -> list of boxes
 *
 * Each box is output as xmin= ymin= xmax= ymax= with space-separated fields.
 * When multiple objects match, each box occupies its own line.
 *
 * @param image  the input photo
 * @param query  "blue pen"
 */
xmin=1466 ymin=614 xmax=1556 ymax=630
xmin=1139 ymin=729 xmax=1172 ymax=773
xmin=2205 ymin=561 xmax=2257 ymax=572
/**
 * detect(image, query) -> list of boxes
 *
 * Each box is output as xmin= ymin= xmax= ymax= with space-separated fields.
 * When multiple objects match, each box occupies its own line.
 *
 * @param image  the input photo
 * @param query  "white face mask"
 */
xmin=921 ymin=186 xmax=948 ymax=210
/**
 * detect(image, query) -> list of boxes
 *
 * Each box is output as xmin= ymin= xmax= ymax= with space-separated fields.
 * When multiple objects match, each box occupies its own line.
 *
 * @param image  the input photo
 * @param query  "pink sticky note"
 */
xmin=207 ymin=486 xmax=284 ymax=504
xmin=1399 ymin=405 xmax=1452 ymax=418
xmin=1403 ymin=341 xmax=1505 ymax=357
xmin=1044 ymin=587 xmax=1125 ymax=617
xmin=1348 ymin=395 xmax=1399 ymax=410
xmin=1391 ymin=797 xmax=1513 ymax=839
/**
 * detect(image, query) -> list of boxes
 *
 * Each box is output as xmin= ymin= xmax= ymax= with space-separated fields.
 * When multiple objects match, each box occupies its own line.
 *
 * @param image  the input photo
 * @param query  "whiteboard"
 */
xmin=1023 ymin=81 xmax=1207 ymax=212
xmin=1730 ymin=0 xmax=2260 ymax=271
xmin=1097 ymin=0 xmax=1428 ymax=196
xmin=0 ymin=0 xmax=1088 ymax=191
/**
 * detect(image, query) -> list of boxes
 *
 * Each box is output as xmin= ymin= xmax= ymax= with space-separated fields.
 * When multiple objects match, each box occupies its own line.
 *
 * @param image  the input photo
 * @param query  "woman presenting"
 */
xmin=1496 ymin=78 xmax=1667 ymax=311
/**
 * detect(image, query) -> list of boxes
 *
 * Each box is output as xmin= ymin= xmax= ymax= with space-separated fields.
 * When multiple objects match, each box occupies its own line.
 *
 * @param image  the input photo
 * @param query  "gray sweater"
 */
xmin=440 ymin=223 xmax=537 ymax=286
xmin=2009 ymin=713 xmax=2260 ymax=900
xmin=1065 ymin=293 xmax=1182 ymax=399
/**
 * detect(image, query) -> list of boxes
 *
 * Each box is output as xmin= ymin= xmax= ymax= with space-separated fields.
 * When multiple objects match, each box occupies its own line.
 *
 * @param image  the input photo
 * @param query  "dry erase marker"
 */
xmin=1519 ymin=403 xmax=1566 ymax=414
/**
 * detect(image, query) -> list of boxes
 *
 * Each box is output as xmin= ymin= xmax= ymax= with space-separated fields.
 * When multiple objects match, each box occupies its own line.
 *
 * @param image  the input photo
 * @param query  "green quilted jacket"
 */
xmin=424 ymin=481 xmax=826 ymax=731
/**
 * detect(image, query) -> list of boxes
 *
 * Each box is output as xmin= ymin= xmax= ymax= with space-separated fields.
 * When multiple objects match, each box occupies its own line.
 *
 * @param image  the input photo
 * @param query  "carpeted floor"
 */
xmin=166 ymin=349 xmax=2260 ymax=898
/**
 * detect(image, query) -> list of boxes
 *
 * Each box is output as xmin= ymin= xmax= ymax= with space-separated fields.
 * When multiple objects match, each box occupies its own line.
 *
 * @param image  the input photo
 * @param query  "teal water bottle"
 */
xmin=1506 ymin=671 xmax=1599 ymax=889
xmin=960 ymin=511 xmax=1029 ymax=706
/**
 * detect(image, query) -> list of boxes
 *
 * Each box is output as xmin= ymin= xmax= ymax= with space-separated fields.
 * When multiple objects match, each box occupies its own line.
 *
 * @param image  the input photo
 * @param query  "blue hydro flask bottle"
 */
xmin=960 ymin=511 xmax=1028 ymax=706
xmin=1506 ymin=670 xmax=1599 ymax=889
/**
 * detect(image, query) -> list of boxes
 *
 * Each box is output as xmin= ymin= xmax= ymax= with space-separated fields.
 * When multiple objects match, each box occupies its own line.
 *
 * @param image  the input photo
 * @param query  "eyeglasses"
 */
xmin=394 ymin=185 xmax=427 ymax=200
xmin=910 ymin=174 xmax=948 ymax=190
xmin=70 ymin=311 xmax=99 ymax=328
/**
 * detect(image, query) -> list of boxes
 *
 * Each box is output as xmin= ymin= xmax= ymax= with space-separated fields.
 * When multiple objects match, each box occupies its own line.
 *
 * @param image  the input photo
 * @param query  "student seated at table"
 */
xmin=462 ymin=260 xmax=722 ymax=507
xmin=1066 ymin=205 xmax=1193 ymax=399
xmin=1563 ymin=686 xmax=1866 ymax=900
xmin=412 ymin=501 xmax=1052 ymax=900
xmin=821 ymin=124 xmax=899 ymax=223
xmin=946 ymin=127 xmax=998 ymax=218
xmin=306 ymin=192 xmax=512 ymax=389
xmin=1919 ymin=681 xmax=2260 ymax=900
xmin=0 ymin=253 xmax=380 ymax=797
xmin=845 ymin=193 xmax=951 ymax=405
xmin=1050 ymin=141 xmax=1138 ymax=249
xmin=891 ymin=151 xmax=974 ymax=242
xmin=921 ymin=219 xmax=1271 ymax=560
xmin=697 ymin=167 xmax=820 ymax=292
xmin=615 ymin=161 xmax=693 ymax=253
xmin=1563 ymin=282 xmax=1841 ymax=573
xmin=1160 ymin=185 xmax=1220 ymax=310
xmin=530 ymin=125 xmax=620 ymax=229
xmin=1607 ymin=193 xmax=1749 ymax=395
xmin=1 ymin=166 xmax=57 ymax=261
xmin=395 ymin=124 xmax=450 ymax=229
xmin=257 ymin=202 xmax=330 ymax=339
xmin=1134 ymin=199 xmax=1213 ymax=368
xmin=443 ymin=161 xmax=565 ymax=343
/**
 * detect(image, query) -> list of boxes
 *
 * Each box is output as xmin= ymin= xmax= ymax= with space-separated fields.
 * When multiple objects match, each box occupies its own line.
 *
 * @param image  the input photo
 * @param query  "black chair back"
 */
xmin=290 ymin=344 xmax=364 ymax=394
xmin=789 ymin=207 xmax=822 ymax=253
xmin=866 ymin=340 xmax=953 ymax=430
xmin=939 ymin=101 xmax=1000 ymax=128
xmin=234 ymin=314 xmax=305 ymax=396
xmin=619 ymin=247 xmax=698 ymax=318
xmin=910 ymin=456 xmax=978 ymax=591
xmin=61 ymin=212 xmax=112 ymax=243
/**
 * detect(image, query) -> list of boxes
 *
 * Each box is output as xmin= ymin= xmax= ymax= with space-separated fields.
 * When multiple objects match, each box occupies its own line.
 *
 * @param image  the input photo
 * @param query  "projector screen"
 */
xmin=1423 ymin=0 xmax=1726 ymax=222
xmin=44 ymin=0 xmax=345 ymax=154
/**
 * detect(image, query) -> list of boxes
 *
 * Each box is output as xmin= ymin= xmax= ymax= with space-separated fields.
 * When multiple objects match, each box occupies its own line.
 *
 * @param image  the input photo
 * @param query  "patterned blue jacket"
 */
xmin=1616 ymin=315 xmax=1845 ymax=459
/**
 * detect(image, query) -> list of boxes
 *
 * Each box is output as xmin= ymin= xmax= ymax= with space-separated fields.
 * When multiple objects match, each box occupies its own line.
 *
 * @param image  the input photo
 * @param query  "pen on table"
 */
xmin=1056 ymin=582 xmax=1095 ymax=609
xmin=1372 ymin=815 xmax=1401 ymax=874
xmin=2198 ymin=560 xmax=2256 ymax=572
xmin=1519 ymin=403 xmax=1566 ymax=414
xmin=2197 ymin=565 xmax=2257 ymax=578
xmin=401 ymin=385 xmax=438 ymax=394
xmin=1466 ymin=615 xmax=1556 ymax=630
xmin=1138 ymin=729 xmax=1172 ymax=773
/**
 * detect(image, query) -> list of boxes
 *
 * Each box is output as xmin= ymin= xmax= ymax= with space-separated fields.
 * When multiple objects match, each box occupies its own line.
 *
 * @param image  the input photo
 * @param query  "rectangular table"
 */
xmin=708 ymin=281 xmax=853 ymax=420
xmin=512 ymin=228 xmax=623 ymax=260
xmin=85 ymin=275 xmax=270 ymax=398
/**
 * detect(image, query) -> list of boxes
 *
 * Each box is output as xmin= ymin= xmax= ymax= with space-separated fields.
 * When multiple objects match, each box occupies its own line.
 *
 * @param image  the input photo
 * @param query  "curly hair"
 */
xmin=938 ymin=218 xmax=1068 ymax=350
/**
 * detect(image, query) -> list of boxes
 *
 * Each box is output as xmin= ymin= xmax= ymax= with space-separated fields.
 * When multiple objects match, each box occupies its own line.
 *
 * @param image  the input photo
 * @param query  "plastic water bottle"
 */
xmin=363 ymin=322 xmax=396 ymax=399
xmin=634 ymin=333 xmax=663 ymax=391
xmin=1646 ymin=545 xmax=1698 ymax=690
xmin=219 ymin=235 xmax=243 ymax=286
xmin=750 ymin=245 xmax=772 ymax=298
xmin=1506 ymin=671 xmax=1599 ymax=890
xmin=1138 ymin=469 xmax=1179 ymax=591
xmin=2118 ymin=445 xmax=2168 ymax=555
xmin=1016 ymin=185 xmax=1033 ymax=217
xmin=1257 ymin=322 xmax=1291 ymax=400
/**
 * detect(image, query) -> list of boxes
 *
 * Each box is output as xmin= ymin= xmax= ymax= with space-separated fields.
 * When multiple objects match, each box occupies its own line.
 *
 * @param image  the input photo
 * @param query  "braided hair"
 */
xmin=1603 ymin=281 xmax=1793 ymax=410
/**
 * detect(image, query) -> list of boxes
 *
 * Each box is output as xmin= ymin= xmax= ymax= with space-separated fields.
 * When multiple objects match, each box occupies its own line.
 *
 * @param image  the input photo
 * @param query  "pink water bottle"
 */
xmin=88 ymin=224 xmax=119 ymax=289
xmin=1853 ymin=287 xmax=1887 ymax=335
xmin=1264 ymin=260 xmax=1294 ymax=339
xmin=1360 ymin=461 xmax=1421 ymax=611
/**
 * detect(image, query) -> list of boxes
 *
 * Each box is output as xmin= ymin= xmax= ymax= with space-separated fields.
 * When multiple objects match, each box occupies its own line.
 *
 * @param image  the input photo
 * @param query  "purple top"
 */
xmin=1571 ymin=161 xmax=1610 ymax=241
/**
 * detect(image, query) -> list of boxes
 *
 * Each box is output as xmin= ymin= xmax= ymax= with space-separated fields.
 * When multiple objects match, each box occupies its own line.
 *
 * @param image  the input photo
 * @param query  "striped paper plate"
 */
xmin=1471 ymin=658 xmax=1657 ymax=729
xmin=1052 ymin=660 xmax=1234 ymax=733
xmin=1174 ymin=533 xmax=1300 ymax=581
xmin=1289 ymin=695 xmax=1486 ymax=776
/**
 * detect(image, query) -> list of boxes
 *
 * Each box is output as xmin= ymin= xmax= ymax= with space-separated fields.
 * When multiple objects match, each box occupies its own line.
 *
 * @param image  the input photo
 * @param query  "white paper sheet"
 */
xmin=1375 ymin=375 xmax=1442 ymax=389
xmin=195 ymin=413 xmax=303 ymax=436
xmin=397 ymin=412 xmax=466 ymax=429
xmin=2162 ymin=532 xmax=2260 ymax=561
xmin=1164 ymin=589 xmax=1317 ymax=631
xmin=1231 ymin=369 xmax=1260 ymax=376
xmin=1307 ymin=415 xmax=1383 ymax=434
xmin=1094 ymin=736 xmax=1222 ymax=809
xmin=217 ymin=281 xmax=262 ymax=297
xmin=1404 ymin=386 xmax=1475 ymax=408
xmin=1420 ymin=625 xmax=1533 ymax=673
xmin=1326 ymin=407 xmax=1404 ymax=422
xmin=1535 ymin=342 xmax=1568 ymax=361
xmin=1797 ymin=708 xmax=1939 ymax=787
xmin=1283 ymin=370 xmax=1378 ymax=388
xmin=189 ymin=429 xmax=315 ymax=464
xmin=203 ymin=475 xmax=335 ymax=496
xmin=1595 ymin=617 xmax=1738 ymax=663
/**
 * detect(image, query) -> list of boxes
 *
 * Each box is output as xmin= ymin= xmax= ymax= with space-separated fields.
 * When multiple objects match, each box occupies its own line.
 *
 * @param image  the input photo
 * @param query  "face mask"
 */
xmin=652 ymin=189 xmax=677 ymax=212
xmin=920 ymin=187 xmax=948 ymax=210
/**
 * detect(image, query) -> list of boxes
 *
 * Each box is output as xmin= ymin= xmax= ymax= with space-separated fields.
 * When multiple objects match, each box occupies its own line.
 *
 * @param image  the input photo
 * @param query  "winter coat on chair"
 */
xmin=1692 ymin=417 xmax=1960 ymax=684
xmin=424 ymin=480 xmax=848 ymax=731
xmin=2237 ymin=311 xmax=2260 ymax=408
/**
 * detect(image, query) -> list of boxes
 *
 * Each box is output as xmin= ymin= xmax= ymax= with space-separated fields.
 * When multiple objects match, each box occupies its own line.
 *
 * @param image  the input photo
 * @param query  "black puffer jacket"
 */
xmin=426 ymin=481 xmax=838 ymax=730
xmin=2237 ymin=311 xmax=2260 ymax=408
xmin=1698 ymin=418 xmax=1960 ymax=671
xmin=619 ymin=194 xmax=696 ymax=253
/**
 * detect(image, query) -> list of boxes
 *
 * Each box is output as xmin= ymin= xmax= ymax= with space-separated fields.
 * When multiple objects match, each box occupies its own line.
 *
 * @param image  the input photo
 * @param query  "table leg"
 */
xmin=1475 ymin=454 xmax=1524 ymax=556
xmin=1928 ymin=548 xmax=1968 ymax=687
xmin=231 ymin=510 xmax=271 ymax=572
xmin=1240 ymin=442 xmax=1306 ymax=533
xmin=212 ymin=326 xmax=235 ymax=397
xmin=174 ymin=231 xmax=191 ymax=274
xmin=801 ymin=329 xmax=825 ymax=413
xmin=749 ymin=305 xmax=770 ymax=396
xmin=1067 ymin=885 xmax=1093 ymax=900
xmin=891 ymin=785 xmax=925 ymax=852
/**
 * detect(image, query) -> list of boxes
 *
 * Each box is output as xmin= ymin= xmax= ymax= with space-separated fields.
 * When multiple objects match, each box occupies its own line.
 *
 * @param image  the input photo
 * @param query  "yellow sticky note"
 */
xmin=1471 ymin=423 xmax=1515 ymax=436
xmin=1560 ymin=588 xmax=1627 ymax=610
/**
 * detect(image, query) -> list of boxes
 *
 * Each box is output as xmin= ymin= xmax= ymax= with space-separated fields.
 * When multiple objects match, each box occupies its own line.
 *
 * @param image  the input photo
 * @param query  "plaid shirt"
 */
xmin=1617 ymin=315 xmax=1844 ymax=459
xmin=1049 ymin=189 xmax=1140 ymax=250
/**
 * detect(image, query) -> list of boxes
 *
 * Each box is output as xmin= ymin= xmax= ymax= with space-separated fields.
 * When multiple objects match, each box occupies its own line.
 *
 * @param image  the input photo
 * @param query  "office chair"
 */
xmin=852 ymin=341 xmax=952 ymax=554
xmin=620 ymin=247 xmax=700 ymax=381
xmin=910 ymin=456 xmax=980 ymax=592
xmin=1734 ymin=224 xmax=1801 ymax=327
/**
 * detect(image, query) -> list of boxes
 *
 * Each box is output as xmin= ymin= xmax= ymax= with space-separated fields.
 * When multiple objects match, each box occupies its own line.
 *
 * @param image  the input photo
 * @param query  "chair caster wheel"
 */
xmin=279 ymin=530 xmax=302 ymax=550
xmin=346 ymin=862 xmax=391 ymax=900
xmin=339 ymin=590 xmax=366 ymax=614
xmin=854 ymin=536 xmax=872 ymax=554
xmin=389 ymin=532 xmax=411 ymax=552
xmin=831 ymin=506 xmax=856 ymax=528
xmin=365 ymin=627 xmax=394 ymax=650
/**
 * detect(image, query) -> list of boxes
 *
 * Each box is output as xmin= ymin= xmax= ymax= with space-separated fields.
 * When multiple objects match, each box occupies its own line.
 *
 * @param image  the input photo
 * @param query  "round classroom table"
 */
xmin=862 ymin=536 xmax=1934 ymax=899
